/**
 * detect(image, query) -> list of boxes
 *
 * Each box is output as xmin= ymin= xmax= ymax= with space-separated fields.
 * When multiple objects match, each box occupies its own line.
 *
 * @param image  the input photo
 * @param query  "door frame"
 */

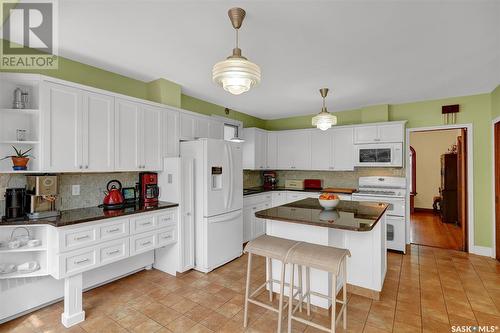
xmin=492 ymin=116 xmax=500 ymax=259
xmin=405 ymin=123 xmax=475 ymax=253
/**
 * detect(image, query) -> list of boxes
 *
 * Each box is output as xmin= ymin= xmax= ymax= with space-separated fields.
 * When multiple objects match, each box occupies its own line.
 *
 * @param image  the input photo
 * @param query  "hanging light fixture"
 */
xmin=312 ymin=88 xmax=337 ymax=131
xmin=212 ymin=8 xmax=261 ymax=95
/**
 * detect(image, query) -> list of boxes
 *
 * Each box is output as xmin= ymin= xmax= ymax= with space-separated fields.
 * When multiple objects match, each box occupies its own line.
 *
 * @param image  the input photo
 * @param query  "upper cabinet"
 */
xmin=209 ymin=119 xmax=224 ymax=140
xmin=179 ymin=112 xmax=223 ymax=140
xmin=242 ymin=128 xmax=268 ymax=170
xmin=141 ymin=104 xmax=162 ymax=170
xmin=354 ymin=123 xmax=404 ymax=144
xmin=114 ymin=98 xmax=141 ymax=171
xmin=266 ymin=132 xmax=277 ymax=169
xmin=162 ymin=108 xmax=179 ymax=157
xmin=310 ymin=127 xmax=354 ymax=171
xmin=277 ymin=130 xmax=311 ymax=170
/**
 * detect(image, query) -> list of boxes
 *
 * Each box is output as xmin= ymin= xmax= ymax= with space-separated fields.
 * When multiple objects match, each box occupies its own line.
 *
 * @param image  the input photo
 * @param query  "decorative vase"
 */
xmin=11 ymin=157 xmax=29 ymax=170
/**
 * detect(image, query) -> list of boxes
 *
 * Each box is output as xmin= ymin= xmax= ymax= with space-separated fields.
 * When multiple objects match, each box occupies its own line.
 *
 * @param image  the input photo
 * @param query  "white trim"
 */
xmin=491 ymin=116 xmax=500 ymax=259
xmin=406 ymin=123 xmax=475 ymax=254
xmin=470 ymin=246 xmax=493 ymax=257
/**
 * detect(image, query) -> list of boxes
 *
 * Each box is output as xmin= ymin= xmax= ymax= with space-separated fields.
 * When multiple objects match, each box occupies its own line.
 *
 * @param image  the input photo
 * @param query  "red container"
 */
xmin=304 ymin=179 xmax=323 ymax=190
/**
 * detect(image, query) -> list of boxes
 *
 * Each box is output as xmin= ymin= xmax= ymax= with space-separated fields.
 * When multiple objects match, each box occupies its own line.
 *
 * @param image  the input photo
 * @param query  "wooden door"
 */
xmin=495 ymin=123 xmax=500 ymax=260
xmin=82 ymin=91 xmax=114 ymax=171
xmin=42 ymin=82 xmax=82 ymax=171
xmin=457 ymin=128 xmax=468 ymax=252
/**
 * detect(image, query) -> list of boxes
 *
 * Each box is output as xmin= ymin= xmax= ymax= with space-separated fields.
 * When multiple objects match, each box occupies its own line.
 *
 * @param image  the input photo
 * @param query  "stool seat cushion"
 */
xmin=287 ymin=242 xmax=350 ymax=275
xmin=244 ymin=235 xmax=299 ymax=261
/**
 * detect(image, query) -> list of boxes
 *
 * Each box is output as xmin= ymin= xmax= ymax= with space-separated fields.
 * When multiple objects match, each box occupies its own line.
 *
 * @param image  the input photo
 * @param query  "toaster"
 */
xmin=285 ymin=179 xmax=304 ymax=190
xmin=304 ymin=179 xmax=323 ymax=190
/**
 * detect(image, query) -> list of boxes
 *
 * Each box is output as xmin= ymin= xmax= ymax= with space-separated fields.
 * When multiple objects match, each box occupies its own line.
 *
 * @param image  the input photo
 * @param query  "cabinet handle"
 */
xmin=79 ymin=165 xmax=82 ymax=169
xmin=107 ymin=249 xmax=120 ymax=255
xmin=74 ymin=258 xmax=90 ymax=265
xmin=141 ymin=241 xmax=152 ymax=246
xmin=107 ymin=228 xmax=120 ymax=233
xmin=75 ymin=235 xmax=90 ymax=241
xmin=162 ymin=234 xmax=172 ymax=239
xmin=140 ymin=221 xmax=152 ymax=227
xmin=85 ymin=165 xmax=89 ymax=169
xmin=252 ymin=207 xmax=257 ymax=210
xmin=186 ymin=212 xmax=191 ymax=216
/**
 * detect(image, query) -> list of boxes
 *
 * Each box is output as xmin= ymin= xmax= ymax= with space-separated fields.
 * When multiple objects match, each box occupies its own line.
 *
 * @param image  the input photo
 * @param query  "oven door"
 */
xmin=354 ymin=143 xmax=402 ymax=167
xmin=386 ymin=216 xmax=406 ymax=252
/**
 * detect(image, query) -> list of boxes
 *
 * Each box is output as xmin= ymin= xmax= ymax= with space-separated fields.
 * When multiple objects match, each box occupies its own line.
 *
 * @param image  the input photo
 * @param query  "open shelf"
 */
xmin=0 ymin=245 xmax=46 ymax=253
xmin=0 ymin=269 xmax=48 ymax=279
xmin=0 ymin=108 xmax=39 ymax=114
xmin=0 ymin=141 xmax=40 ymax=145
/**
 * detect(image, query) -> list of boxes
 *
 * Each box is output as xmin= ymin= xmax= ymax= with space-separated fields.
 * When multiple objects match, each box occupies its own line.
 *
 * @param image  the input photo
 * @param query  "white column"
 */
xmin=61 ymin=273 xmax=85 ymax=327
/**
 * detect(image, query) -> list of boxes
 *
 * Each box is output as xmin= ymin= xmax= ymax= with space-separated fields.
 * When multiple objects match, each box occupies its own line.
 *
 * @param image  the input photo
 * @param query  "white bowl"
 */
xmin=318 ymin=198 xmax=340 ymax=210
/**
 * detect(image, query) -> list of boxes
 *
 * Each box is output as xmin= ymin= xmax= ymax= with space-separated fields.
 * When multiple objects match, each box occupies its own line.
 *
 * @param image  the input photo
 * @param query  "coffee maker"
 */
xmin=262 ymin=171 xmax=277 ymax=189
xmin=138 ymin=172 xmax=159 ymax=205
xmin=26 ymin=175 xmax=60 ymax=219
xmin=3 ymin=188 xmax=27 ymax=221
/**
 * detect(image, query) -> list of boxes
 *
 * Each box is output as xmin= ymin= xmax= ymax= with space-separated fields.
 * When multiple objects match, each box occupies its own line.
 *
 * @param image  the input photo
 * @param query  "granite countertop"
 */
xmin=255 ymin=198 xmax=388 ymax=231
xmin=243 ymin=186 xmax=357 ymax=196
xmin=0 ymin=201 xmax=179 ymax=227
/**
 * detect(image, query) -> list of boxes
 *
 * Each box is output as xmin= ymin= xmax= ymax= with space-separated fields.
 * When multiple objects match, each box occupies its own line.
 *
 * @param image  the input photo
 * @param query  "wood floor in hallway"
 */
xmin=2 ymin=245 xmax=500 ymax=333
xmin=411 ymin=211 xmax=464 ymax=251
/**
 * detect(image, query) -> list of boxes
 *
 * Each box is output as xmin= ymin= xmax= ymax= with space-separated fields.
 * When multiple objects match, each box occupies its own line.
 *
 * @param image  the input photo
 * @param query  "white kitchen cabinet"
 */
xmin=82 ymin=92 xmax=115 ymax=171
xmin=310 ymin=130 xmax=333 ymax=170
xmin=194 ymin=116 xmax=209 ymax=139
xmin=243 ymin=193 xmax=271 ymax=242
xmin=162 ymin=108 xmax=179 ymax=157
xmin=276 ymin=130 xmax=311 ymax=170
xmin=271 ymin=192 xmax=287 ymax=207
xmin=354 ymin=123 xmax=404 ymax=144
xmin=209 ymin=119 xmax=224 ymax=139
xmin=243 ymin=206 xmax=253 ymax=243
xmin=179 ymin=113 xmax=195 ymax=140
xmin=253 ymin=202 xmax=269 ymax=237
xmin=114 ymin=98 xmax=141 ymax=170
xmin=332 ymin=127 xmax=354 ymax=171
xmin=141 ymin=105 xmax=162 ymax=170
xmin=266 ymin=132 xmax=277 ymax=169
xmin=41 ymin=82 xmax=82 ymax=171
xmin=242 ymin=127 xmax=268 ymax=170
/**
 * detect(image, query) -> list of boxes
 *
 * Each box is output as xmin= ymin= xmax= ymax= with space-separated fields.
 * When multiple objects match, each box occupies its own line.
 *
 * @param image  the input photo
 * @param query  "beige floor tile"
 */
xmin=166 ymin=315 xmax=197 ymax=333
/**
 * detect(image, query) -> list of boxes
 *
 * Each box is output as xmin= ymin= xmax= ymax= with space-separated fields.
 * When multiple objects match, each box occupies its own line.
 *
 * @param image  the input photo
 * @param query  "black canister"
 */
xmin=3 ymin=188 xmax=27 ymax=221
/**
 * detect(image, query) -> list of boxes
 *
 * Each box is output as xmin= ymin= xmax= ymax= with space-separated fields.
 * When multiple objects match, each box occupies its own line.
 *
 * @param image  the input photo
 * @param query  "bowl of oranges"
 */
xmin=318 ymin=193 xmax=340 ymax=210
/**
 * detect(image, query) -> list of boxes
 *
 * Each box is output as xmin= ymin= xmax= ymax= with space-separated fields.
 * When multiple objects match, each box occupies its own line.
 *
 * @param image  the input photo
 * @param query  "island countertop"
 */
xmin=255 ymin=198 xmax=388 ymax=231
xmin=0 ymin=201 xmax=179 ymax=227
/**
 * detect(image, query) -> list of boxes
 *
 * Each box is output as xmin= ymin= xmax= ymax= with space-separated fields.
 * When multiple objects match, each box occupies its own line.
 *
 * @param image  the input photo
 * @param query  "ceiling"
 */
xmin=59 ymin=0 xmax=500 ymax=119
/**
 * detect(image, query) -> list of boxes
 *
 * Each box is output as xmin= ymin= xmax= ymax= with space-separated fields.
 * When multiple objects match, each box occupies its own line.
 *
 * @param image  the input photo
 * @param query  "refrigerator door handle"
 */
xmin=208 ymin=210 xmax=242 ymax=224
xmin=227 ymin=143 xmax=233 ymax=210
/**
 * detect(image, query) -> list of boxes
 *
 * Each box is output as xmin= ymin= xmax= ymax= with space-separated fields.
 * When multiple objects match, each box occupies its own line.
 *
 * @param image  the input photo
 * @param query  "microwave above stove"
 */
xmin=354 ymin=143 xmax=403 ymax=167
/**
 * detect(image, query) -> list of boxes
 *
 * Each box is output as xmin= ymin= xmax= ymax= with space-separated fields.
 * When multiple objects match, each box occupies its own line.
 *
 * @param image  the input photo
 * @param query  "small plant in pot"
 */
xmin=1 ymin=146 xmax=35 ymax=170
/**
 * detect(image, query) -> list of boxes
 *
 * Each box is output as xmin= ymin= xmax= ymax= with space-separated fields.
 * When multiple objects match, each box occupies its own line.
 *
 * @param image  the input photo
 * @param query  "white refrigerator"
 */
xmin=180 ymin=139 xmax=243 ymax=273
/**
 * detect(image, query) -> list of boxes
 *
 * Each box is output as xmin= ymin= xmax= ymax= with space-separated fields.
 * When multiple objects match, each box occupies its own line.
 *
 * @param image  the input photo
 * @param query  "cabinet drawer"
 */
xmin=63 ymin=249 xmax=97 ymax=276
xmin=130 ymin=215 xmax=156 ymax=233
xmin=157 ymin=227 xmax=177 ymax=247
xmin=62 ymin=227 xmax=97 ymax=251
xmin=157 ymin=211 xmax=176 ymax=228
xmin=99 ymin=219 xmax=129 ymax=241
xmin=100 ymin=239 xmax=129 ymax=265
xmin=130 ymin=232 xmax=156 ymax=255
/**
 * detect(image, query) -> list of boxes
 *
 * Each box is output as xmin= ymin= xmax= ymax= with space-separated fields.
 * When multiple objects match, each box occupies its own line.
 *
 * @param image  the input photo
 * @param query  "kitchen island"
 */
xmin=255 ymin=198 xmax=388 ymax=307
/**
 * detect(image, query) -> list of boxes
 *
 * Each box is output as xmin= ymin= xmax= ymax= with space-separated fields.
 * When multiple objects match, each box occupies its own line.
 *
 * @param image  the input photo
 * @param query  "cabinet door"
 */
xmin=378 ymin=123 xmax=403 ymax=143
xmin=115 ymin=98 xmax=140 ymax=170
xmin=255 ymin=130 xmax=267 ymax=170
xmin=209 ymin=119 xmax=224 ymax=139
xmin=293 ymin=131 xmax=312 ymax=170
xmin=42 ymin=82 xmax=82 ymax=171
xmin=253 ymin=203 xmax=268 ymax=238
xmin=82 ymin=91 xmax=114 ymax=171
xmin=179 ymin=113 xmax=195 ymax=140
xmin=194 ymin=116 xmax=209 ymax=139
xmin=162 ymin=109 xmax=179 ymax=157
xmin=276 ymin=131 xmax=295 ymax=169
xmin=141 ymin=105 xmax=162 ymax=170
xmin=354 ymin=126 xmax=378 ymax=144
xmin=332 ymin=127 xmax=354 ymax=171
xmin=243 ymin=207 xmax=253 ymax=242
xmin=310 ymin=130 xmax=333 ymax=170
xmin=266 ymin=132 xmax=277 ymax=169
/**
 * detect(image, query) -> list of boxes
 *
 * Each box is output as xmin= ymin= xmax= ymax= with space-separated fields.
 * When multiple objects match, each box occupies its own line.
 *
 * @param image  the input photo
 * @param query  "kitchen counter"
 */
xmin=255 ymin=198 xmax=388 ymax=231
xmin=0 ymin=201 xmax=179 ymax=227
xmin=243 ymin=186 xmax=356 ymax=196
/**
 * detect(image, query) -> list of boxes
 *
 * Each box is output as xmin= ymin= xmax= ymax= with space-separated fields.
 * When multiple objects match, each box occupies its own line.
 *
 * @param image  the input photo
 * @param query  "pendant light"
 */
xmin=212 ymin=8 xmax=261 ymax=95
xmin=312 ymin=88 xmax=337 ymax=131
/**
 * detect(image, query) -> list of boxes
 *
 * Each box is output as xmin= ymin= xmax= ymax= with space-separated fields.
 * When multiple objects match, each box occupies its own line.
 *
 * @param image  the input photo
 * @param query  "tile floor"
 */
xmin=1 ymin=245 xmax=500 ymax=333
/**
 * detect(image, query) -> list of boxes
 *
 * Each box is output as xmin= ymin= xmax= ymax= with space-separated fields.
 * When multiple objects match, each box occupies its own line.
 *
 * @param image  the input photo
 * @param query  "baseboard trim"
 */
xmin=413 ymin=207 xmax=435 ymax=213
xmin=470 ymin=245 xmax=493 ymax=257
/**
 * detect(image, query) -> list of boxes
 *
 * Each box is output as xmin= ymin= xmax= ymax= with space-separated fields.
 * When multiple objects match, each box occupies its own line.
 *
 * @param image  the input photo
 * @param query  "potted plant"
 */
xmin=1 ymin=146 xmax=34 ymax=170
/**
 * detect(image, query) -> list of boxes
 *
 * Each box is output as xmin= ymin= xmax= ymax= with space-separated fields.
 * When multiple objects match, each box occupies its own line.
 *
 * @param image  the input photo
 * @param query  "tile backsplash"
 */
xmin=0 ymin=172 xmax=140 ymax=216
xmin=244 ymin=168 xmax=405 ymax=189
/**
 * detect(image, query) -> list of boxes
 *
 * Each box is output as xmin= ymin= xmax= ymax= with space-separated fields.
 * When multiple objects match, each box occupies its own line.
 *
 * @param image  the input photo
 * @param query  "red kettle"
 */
xmin=102 ymin=180 xmax=124 ymax=209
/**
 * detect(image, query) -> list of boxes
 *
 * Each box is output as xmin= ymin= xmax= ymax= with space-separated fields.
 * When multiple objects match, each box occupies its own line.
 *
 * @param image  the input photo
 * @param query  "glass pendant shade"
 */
xmin=212 ymin=56 xmax=261 ymax=95
xmin=312 ymin=110 xmax=337 ymax=131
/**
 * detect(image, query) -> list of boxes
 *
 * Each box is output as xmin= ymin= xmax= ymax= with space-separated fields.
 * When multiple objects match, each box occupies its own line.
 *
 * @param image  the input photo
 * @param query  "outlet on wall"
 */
xmin=72 ymin=185 xmax=80 ymax=196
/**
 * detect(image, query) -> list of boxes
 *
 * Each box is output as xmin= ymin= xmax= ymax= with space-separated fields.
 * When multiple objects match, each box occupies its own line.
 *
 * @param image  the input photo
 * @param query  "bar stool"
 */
xmin=243 ymin=235 xmax=303 ymax=333
xmin=286 ymin=242 xmax=350 ymax=333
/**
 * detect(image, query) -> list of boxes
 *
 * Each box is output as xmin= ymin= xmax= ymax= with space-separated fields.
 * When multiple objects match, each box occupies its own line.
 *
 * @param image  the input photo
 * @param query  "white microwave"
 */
xmin=354 ymin=143 xmax=403 ymax=167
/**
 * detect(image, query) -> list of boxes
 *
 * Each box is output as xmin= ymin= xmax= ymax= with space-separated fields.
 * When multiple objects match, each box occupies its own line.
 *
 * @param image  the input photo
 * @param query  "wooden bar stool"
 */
xmin=243 ymin=235 xmax=302 ymax=333
xmin=286 ymin=242 xmax=350 ymax=333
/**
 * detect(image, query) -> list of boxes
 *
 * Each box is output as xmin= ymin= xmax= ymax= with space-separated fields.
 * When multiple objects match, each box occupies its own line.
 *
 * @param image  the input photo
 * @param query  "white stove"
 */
xmin=353 ymin=176 xmax=407 ymax=253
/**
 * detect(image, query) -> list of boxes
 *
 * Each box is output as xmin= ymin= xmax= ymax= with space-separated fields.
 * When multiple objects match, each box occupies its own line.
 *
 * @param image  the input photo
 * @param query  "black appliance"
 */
xmin=3 ymin=188 xmax=27 ymax=221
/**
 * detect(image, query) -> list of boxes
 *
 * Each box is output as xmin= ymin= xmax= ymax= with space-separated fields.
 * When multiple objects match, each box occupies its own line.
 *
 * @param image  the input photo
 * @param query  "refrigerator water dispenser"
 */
xmin=211 ymin=166 xmax=223 ymax=190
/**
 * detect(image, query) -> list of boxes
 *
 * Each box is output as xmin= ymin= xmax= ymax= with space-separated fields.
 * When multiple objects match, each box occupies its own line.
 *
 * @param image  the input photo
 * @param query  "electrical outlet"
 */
xmin=72 ymin=185 xmax=80 ymax=196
